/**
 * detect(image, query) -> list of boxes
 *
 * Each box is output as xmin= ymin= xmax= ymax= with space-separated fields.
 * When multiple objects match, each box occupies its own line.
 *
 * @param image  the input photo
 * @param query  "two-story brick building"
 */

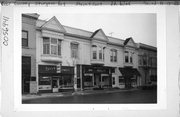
xmin=138 ymin=43 xmax=157 ymax=86
xmin=22 ymin=13 xmax=39 ymax=94
xmin=22 ymin=14 xmax=156 ymax=93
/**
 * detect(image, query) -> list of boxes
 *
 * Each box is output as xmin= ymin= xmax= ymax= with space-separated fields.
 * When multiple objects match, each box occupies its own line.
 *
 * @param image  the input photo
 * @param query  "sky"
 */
xmin=39 ymin=13 xmax=156 ymax=47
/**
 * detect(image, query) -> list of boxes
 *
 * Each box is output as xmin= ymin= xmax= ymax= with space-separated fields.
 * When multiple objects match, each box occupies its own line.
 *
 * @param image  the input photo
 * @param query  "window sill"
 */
xmin=42 ymin=54 xmax=62 ymax=58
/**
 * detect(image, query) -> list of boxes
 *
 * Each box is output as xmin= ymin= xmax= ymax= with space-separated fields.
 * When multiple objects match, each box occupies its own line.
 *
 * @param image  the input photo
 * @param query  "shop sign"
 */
xmin=61 ymin=66 xmax=74 ymax=74
xmin=84 ymin=67 xmax=93 ymax=73
xmin=57 ymin=64 xmax=61 ymax=73
xmin=39 ymin=85 xmax=52 ymax=90
xmin=39 ymin=65 xmax=56 ymax=73
xmin=84 ymin=66 xmax=109 ymax=74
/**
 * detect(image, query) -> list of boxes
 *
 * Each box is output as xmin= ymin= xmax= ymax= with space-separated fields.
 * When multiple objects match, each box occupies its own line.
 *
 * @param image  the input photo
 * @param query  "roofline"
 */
xmin=63 ymin=25 xmax=94 ymax=34
xmin=108 ymin=42 xmax=124 ymax=47
xmin=22 ymin=13 xmax=39 ymax=20
xmin=64 ymin=32 xmax=91 ymax=41
xmin=139 ymin=43 xmax=157 ymax=51
xmin=36 ymin=17 xmax=156 ymax=49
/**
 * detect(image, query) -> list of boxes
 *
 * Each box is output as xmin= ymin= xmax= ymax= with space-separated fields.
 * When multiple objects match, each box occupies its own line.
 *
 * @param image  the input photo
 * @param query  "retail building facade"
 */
xmin=138 ymin=43 xmax=157 ymax=86
xmin=22 ymin=14 xmax=156 ymax=93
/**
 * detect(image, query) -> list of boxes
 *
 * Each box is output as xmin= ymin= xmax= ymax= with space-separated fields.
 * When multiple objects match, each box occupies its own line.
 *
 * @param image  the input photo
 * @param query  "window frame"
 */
xmin=99 ymin=47 xmax=103 ymax=60
xmin=43 ymin=37 xmax=62 ymax=56
xmin=110 ymin=49 xmax=117 ymax=62
xmin=125 ymin=51 xmax=129 ymax=63
xmin=130 ymin=52 xmax=133 ymax=63
xmin=22 ymin=30 xmax=28 ymax=47
xmin=92 ymin=45 xmax=97 ymax=60
xmin=71 ymin=43 xmax=79 ymax=59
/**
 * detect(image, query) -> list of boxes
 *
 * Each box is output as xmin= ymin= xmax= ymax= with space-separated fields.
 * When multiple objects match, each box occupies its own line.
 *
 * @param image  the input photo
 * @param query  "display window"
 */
xmin=84 ymin=75 xmax=93 ymax=87
xmin=59 ymin=75 xmax=73 ymax=88
xmin=39 ymin=76 xmax=51 ymax=85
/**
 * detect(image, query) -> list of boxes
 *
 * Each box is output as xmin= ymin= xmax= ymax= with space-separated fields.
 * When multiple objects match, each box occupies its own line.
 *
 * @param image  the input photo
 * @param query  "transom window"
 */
xmin=110 ymin=49 xmax=117 ymax=62
xmin=22 ymin=30 xmax=28 ymax=47
xmin=43 ymin=37 xmax=61 ymax=56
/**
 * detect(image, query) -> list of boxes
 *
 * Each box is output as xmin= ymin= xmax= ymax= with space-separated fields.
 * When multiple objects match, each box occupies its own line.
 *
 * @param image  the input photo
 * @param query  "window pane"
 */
xmin=22 ymin=39 xmax=28 ymax=47
xmin=51 ymin=45 xmax=57 ymax=55
xmin=39 ymin=76 xmax=51 ymax=85
xmin=43 ymin=37 xmax=50 ymax=43
xmin=58 ymin=40 xmax=61 ymax=56
xmin=71 ymin=43 xmax=78 ymax=58
xmin=110 ymin=50 xmax=113 ymax=62
xmin=125 ymin=56 xmax=128 ymax=63
xmin=43 ymin=38 xmax=50 ymax=54
xmin=51 ymin=38 xmax=57 ymax=44
xmin=99 ymin=49 xmax=102 ymax=60
xmin=92 ymin=46 xmax=97 ymax=59
xmin=125 ymin=51 xmax=129 ymax=63
xmin=22 ymin=31 xmax=28 ymax=47
xmin=43 ymin=44 xmax=50 ymax=54
xmin=114 ymin=50 xmax=117 ymax=62
xmin=130 ymin=53 xmax=133 ymax=63
xmin=93 ymin=51 xmax=97 ymax=59
xmin=22 ymin=31 xmax=28 ymax=39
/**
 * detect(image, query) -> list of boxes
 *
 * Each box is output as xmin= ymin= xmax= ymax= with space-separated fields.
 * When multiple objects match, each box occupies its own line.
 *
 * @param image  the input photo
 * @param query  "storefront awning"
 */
xmin=119 ymin=67 xmax=141 ymax=78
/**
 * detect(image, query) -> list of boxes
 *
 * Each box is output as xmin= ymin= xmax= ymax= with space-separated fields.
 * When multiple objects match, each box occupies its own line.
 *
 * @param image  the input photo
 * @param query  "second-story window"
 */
xmin=71 ymin=43 xmax=78 ymax=59
xmin=51 ymin=38 xmax=58 ymax=55
xmin=92 ymin=45 xmax=97 ymax=59
xmin=43 ymin=37 xmax=50 ymax=54
xmin=125 ymin=51 xmax=129 ymax=63
xmin=139 ymin=55 xmax=142 ymax=65
xmin=130 ymin=52 xmax=133 ymax=63
xmin=110 ymin=49 xmax=117 ymax=62
xmin=22 ymin=30 xmax=28 ymax=47
xmin=143 ymin=55 xmax=147 ymax=65
xmin=114 ymin=50 xmax=117 ymax=62
xmin=125 ymin=51 xmax=133 ymax=63
xmin=103 ymin=47 xmax=105 ymax=60
xmin=99 ymin=48 xmax=102 ymax=60
xmin=43 ymin=37 xmax=61 ymax=56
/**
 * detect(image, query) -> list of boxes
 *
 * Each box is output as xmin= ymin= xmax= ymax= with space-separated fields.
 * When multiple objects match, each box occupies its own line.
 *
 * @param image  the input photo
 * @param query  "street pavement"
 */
xmin=22 ymin=88 xmax=157 ymax=104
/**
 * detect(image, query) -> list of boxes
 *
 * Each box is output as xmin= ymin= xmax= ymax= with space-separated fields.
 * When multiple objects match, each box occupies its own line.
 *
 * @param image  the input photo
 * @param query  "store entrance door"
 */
xmin=94 ymin=74 xmax=101 ymax=88
xmin=22 ymin=56 xmax=31 ymax=94
xmin=52 ymin=78 xmax=59 ymax=92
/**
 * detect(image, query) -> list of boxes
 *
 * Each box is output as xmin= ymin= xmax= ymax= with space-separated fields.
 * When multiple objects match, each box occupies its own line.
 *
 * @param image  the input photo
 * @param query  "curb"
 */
xmin=22 ymin=88 xmax=139 ymax=101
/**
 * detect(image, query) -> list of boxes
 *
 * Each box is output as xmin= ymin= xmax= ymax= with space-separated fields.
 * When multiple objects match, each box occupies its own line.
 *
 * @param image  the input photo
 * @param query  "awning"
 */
xmin=119 ymin=67 xmax=141 ymax=78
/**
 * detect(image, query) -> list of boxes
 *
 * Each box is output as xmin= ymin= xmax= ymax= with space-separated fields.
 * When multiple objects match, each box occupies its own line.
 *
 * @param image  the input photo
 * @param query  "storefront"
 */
xmin=119 ymin=67 xmax=141 ymax=88
xmin=77 ymin=65 xmax=113 ymax=90
xmin=38 ymin=65 xmax=74 ymax=93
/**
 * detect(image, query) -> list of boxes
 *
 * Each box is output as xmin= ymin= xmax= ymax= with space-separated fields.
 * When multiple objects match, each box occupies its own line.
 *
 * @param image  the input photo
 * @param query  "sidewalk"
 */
xmin=22 ymin=88 xmax=139 ymax=100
